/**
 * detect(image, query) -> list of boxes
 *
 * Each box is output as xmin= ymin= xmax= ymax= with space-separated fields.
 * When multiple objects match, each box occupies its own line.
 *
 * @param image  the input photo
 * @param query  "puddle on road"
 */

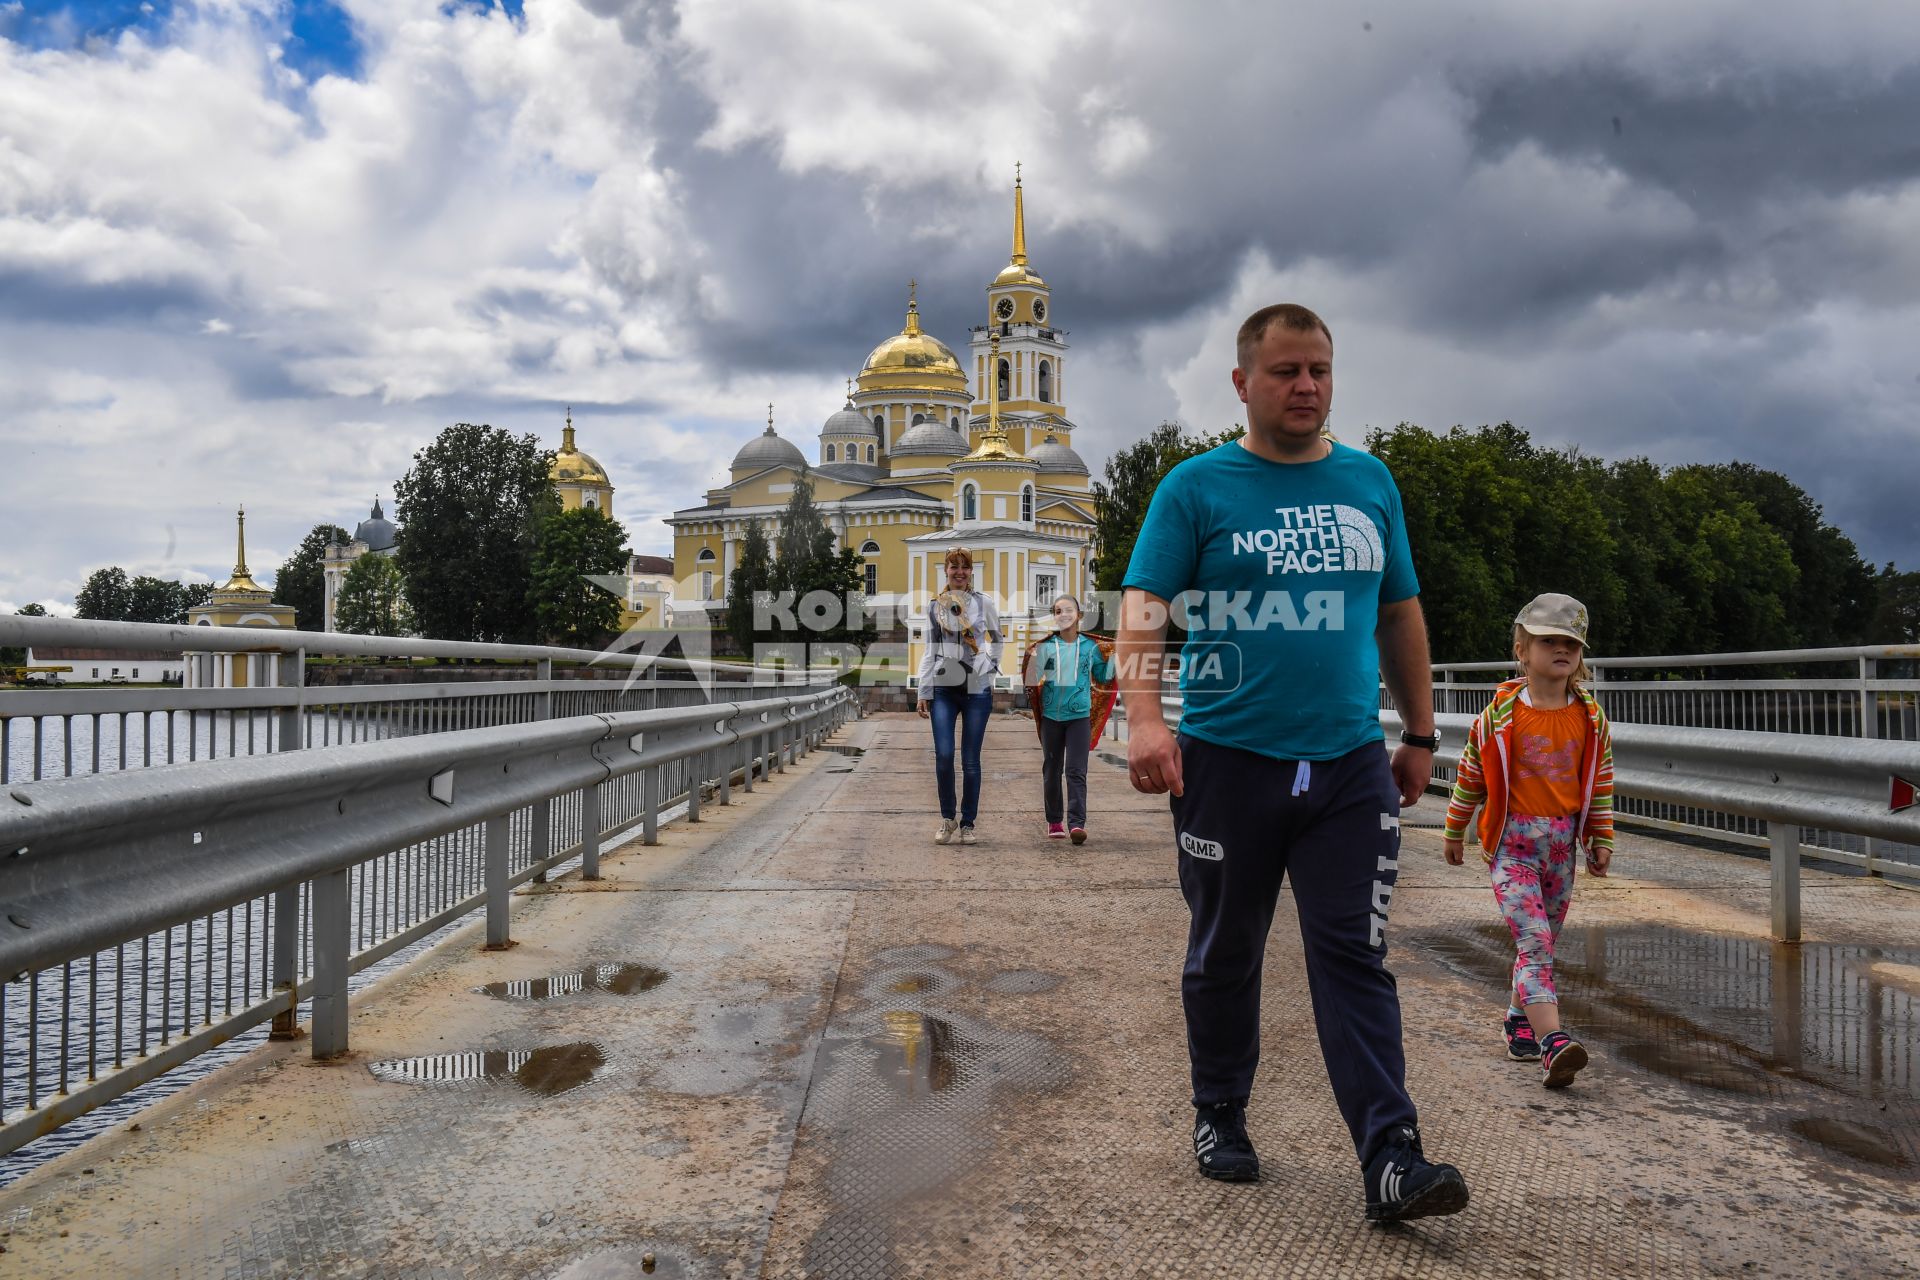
xmin=1412 ymin=923 xmax=1920 ymax=1107
xmin=1790 ymin=1117 xmax=1910 ymax=1168
xmin=550 ymin=1245 xmax=688 ymax=1278
xmin=368 ymin=1042 xmax=608 ymax=1097
xmin=819 ymin=745 xmax=867 ymax=757
xmin=477 ymin=963 xmax=669 ymax=1001
xmin=866 ymin=1011 xmax=960 ymax=1098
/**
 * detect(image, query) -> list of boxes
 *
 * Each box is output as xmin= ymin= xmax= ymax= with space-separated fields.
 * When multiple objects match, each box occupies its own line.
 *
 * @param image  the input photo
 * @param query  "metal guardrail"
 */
xmin=1376 ymin=709 xmax=1920 ymax=942
xmin=1420 ymin=644 xmax=1920 ymax=874
xmin=0 ymin=616 xmax=846 ymax=788
xmin=0 ymin=620 xmax=856 ymax=1157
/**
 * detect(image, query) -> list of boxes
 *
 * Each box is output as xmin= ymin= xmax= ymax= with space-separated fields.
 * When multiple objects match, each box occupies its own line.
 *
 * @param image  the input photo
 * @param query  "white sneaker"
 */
xmin=959 ymin=825 xmax=977 ymax=846
xmin=935 ymin=818 xmax=958 ymax=845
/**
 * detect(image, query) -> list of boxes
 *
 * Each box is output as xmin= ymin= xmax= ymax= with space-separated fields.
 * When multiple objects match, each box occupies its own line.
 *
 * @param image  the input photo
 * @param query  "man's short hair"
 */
xmin=1236 ymin=304 xmax=1333 ymax=371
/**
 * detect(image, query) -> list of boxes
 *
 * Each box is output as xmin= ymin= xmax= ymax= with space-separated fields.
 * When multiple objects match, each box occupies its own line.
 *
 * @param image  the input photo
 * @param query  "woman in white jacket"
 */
xmin=915 ymin=547 xmax=1003 ymax=845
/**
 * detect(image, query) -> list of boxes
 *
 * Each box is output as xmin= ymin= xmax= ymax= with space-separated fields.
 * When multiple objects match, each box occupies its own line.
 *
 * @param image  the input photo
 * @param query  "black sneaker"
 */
xmin=1503 ymin=1011 xmax=1541 ymax=1062
xmin=1540 ymin=1031 xmax=1589 ymax=1088
xmin=1364 ymin=1126 xmax=1469 ymax=1222
xmin=1193 ymin=1102 xmax=1259 ymax=1182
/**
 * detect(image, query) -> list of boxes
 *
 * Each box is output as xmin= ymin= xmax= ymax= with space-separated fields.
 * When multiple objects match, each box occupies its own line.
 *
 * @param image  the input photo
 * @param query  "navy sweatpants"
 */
xmin=1171 ymin=733 xmax=1418 ymax=1167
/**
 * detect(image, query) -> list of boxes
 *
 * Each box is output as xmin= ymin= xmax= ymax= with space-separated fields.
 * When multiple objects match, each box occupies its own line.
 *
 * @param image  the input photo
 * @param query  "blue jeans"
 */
xmin=929 ymin=685 xmax=992 ymax=826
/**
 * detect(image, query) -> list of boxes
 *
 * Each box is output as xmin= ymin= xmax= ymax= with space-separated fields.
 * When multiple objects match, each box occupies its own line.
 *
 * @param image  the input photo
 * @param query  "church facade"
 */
xmin=666 ymin=177 xmax=1101 ymax=677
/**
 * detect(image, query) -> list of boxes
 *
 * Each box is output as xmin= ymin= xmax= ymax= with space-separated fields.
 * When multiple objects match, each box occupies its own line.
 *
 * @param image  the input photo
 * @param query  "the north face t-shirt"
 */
xmin=1122 ymin=440 xmax=1419 ymax=762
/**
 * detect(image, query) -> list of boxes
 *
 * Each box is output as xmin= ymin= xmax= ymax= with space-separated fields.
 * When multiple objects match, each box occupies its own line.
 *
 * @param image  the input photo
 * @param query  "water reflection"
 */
xmin=368 ymin=1042 xmax=608 ymax=1096
xmin=477 ymin=963 xmax=669 ymax=1002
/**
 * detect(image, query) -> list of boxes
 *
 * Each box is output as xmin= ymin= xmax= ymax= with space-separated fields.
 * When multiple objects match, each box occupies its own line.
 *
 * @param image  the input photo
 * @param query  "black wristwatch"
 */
xmin=1399 ymin=729 xmax=1441 ymax=751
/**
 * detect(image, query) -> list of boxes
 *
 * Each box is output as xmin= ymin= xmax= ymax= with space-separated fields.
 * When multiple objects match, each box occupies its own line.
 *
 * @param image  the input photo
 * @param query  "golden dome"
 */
xmin=550 ymin=413 xmax=610 ymax=487
xmin=992 ymin=261 xmax=1045 ymax=288
xmin=858 ymin=293 xmax=968 ymax=394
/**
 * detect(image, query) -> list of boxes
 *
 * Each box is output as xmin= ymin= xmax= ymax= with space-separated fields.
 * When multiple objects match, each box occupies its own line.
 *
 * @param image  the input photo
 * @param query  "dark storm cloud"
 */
xmin=0 ymin=268 xmax=218 ymax=325
xmin=1465 ymin=63 xmax=1920 ymax=214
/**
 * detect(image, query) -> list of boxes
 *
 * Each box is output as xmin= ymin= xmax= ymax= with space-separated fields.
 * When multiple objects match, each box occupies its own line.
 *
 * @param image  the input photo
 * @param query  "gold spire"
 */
xmin=992 ymin=166 xmax=1045 ymax=288
xmin=1011 ymin=164 xmax=1027 ymax=269
xmin=218 ymin=505 xmax=268 ymax=595
xmin=963 ymin=328 xmax=1029 ymax=463
xmin=562 ymin=406 xmax=576 ymax=452
xmin=903 ymin=281 xmax=922 ymax=337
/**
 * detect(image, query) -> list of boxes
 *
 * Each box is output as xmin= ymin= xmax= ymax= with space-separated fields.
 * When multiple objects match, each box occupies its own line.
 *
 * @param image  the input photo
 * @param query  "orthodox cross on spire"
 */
xmin=562 ymin=405 xmax=576 ymax=451
xmin=1010 ymin=163 xmax=1027 ymax=268
xmin=766 ymin=403 xmax=775 ymax=434
xmin=903 ymin=280 xmax=923 ymax=335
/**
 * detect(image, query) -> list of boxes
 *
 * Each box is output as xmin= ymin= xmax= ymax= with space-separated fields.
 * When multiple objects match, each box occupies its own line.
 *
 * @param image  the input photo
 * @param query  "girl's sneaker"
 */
xmin=1047 ymin=822 xmax=1067 ymax=839
xmin=1539 ymin=1031 xmax=1589 ymax=1088
xmin=1069 ymin=826 xmax=1087 ymax=845
xmin=1503 ymin=1012 xmax=1540 ymax=1062
xmin=934 ymin=818 xmax=958 ymax=845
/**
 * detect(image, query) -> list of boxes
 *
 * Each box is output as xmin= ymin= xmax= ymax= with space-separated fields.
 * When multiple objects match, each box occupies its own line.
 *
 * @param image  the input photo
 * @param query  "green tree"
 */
xmin=179 ymin=582 xmax=213 ymax=616
xmin=74 ymin=566 xmax=133 ymax=620
xmin=726 ymin=520 xmax=773 ymax=655
xmin=334 ymin=555 xmax=413 ymax=638
xmin=272 ymin=523 xmax=350 ymax=631
xmin=393 ymin=423 xmax=557 ymax=643
xmin=1870 ymin=565 xmax=1920 ymax=644
xmin=527 ymin=506 xmax=630 ymax=646
xmin=1091 ymin=421 xmax=1243 ymax=595
xmin=16 ymin=603 xmax=46 ymax=616
xmin=126 ymin=576 xmax=188 ymax=624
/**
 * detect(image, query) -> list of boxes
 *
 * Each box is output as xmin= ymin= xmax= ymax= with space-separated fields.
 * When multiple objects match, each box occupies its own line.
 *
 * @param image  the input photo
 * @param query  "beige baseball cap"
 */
xmin=1515 ymin=593 xmax=1590 ymax=647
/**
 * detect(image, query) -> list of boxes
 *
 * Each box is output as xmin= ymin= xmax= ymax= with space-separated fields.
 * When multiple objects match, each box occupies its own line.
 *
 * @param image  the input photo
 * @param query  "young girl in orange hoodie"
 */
xmin=1443 ymin=593 xmax=1615 ymax=1088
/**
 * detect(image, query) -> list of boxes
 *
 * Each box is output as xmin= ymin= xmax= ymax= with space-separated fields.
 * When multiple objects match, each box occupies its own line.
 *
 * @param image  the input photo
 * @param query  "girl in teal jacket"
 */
xmin=1027 ymin=594 xmax=1116 ymax=844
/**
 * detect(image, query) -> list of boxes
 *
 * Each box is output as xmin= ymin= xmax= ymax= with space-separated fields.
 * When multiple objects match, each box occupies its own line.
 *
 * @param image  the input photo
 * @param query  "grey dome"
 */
xmin=353 ymin=497 xmax=398 ymax=552
xmin=893 ymin=419 xmax=969 ymax=457
xmin=1028 ymin=434 xmax=1089 ymax=476
xmin=732 ymin=424 xmax=808 ymax=472
xmin=821 ymin=402 xmax=876 ymax=438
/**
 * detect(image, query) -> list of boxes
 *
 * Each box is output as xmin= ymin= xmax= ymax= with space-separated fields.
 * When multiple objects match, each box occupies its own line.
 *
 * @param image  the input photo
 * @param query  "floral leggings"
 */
xmin=1490 ymin=813 xmax=1579 ymax=1006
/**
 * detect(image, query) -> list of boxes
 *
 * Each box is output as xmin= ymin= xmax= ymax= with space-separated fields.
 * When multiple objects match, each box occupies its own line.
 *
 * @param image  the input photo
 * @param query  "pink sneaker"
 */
xmin=1047 ymin=822 xmax=1067 ymax=839
xmin=1070 ymin=827 xmax=1088 ymax=845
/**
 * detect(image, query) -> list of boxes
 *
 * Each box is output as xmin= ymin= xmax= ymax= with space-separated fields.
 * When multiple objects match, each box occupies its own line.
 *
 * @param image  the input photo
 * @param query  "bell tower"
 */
xmin=971 ymin=165 xmax=1070 ymax=458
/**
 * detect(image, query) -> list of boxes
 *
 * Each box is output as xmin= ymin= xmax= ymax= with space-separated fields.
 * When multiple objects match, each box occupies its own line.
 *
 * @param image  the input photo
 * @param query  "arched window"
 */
xmin=997 ymin=359 xmax=1010 ymax=402
xmin=873 ymin=414 xmax=885 ymax=434
xmin=1037 ymin=360 xmax=1052 ymax=403
xmin=860 ymin=540 xmax=881 ymax=555
xmin=824 ymin=443 xmax=836 ymax=462
xmin=911 ymin=412 xmax=929 ymax=426
xmin=584 ymin=496 xmax=597 ymax=509
xmin=1021 ymin=484 xmax=1034 ymax=523
xmin=951 ymin=416 xmax=962 ymax=431
xmin=866 ymin=444 xmax=876 ymax=462
xmin=962 ymin=484 xmax=978 ymax=522
xmin=696 ymin=547 xmax=716 ymax=563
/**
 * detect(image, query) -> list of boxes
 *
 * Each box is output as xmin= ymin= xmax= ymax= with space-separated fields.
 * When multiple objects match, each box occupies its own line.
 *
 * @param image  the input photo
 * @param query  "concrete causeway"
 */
xmin=3 ymin=712 xmax=1915 ymax=1278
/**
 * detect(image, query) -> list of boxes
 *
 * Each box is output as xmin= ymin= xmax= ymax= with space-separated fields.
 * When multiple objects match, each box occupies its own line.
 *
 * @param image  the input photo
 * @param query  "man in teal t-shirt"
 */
xmin=1118 ymin=304 xmax=1466 ymax=1224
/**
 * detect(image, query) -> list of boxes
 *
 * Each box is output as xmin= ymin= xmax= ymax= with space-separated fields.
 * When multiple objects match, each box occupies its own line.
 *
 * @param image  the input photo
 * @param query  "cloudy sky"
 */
xmin=3 ymin=0 xmax=1918 ymax=614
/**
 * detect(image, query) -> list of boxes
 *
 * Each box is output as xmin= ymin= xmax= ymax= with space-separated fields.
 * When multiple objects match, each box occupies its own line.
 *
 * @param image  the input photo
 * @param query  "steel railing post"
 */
xmin=485 ymin=813 xmax=511 ymax=949
xmin=530 ymin=795 xmax=552 ymax=884
xmin=1770 ymin=821 xmax=1802 ymax=943
xmin=536 ymin=658 xmax=554 ymax=723
xmin=743 ymin=733 xmax=756 ymax=792
xmin=1860 ymin=656 xmax=1879 ymax=877
xmin=311 ymin=869 xmax=351 ymax=1058
xmin=269 ymin=885 xmax=302 ymax=1040
xmin=688 ymin=751 xmax=703 ymax=823
xmin=719 ymin=733 xmax=733 ymax=805
xmin=275 ymin=648 xmax=306 ymax=752
xmin=643 ymin=766 xmax=659 ymax=845
xmin=582 ymin=784 xmax=602 ymax=881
